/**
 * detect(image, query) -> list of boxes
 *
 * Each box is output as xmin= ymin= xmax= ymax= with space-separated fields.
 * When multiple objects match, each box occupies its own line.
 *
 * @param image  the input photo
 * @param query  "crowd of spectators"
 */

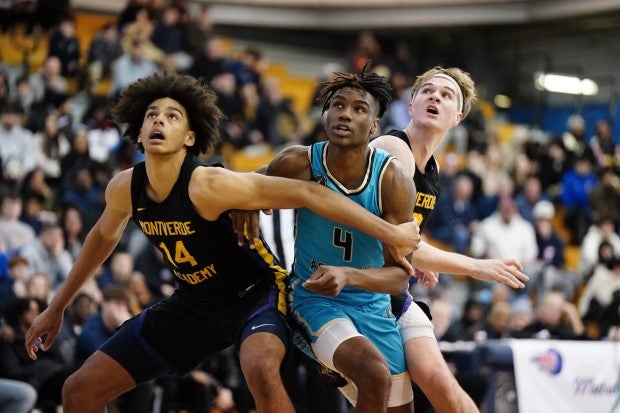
xmin=0 ymin=1 xmax=619 ymax=412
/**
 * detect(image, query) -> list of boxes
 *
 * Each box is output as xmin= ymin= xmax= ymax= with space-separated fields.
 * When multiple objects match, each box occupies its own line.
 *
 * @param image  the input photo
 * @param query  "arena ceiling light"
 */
xmin=534 ymin=71 xmax=599 ymax=96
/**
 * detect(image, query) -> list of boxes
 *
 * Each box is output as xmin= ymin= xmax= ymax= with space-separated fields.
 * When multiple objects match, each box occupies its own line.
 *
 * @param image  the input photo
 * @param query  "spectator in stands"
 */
xmin=479 ymin=141 xmax=512 ymax=207
xmin=599 ymin=290 xmax=620 ymax=341
xmin=536 ymin=138 xmax=570 ymax=202
xmin=589 ymin=166 xmax=620 ymax=226
xmin=84 ymin=23 xmax=124 ymax=95
xmin=133 ymin=243 xmax=175 ymax=301
xmin=470 ymin=195 xmax=538 ymax=294
xmin=73 ymin=284 xmax=154 ymax=413
xmin=0 ymin=297 xmax=73 ymax=413
xmin=82 ymin=98 xmax=122 ymax=164
xmin=509 ymin=298 xmax=534 ymax=335
xmin=54 ymin=292 xmax=98 ymax=365
xmin=579 ymin=252 xmax=620 ymax=322
xmin=578 ymin=215 xmax=620 ymax=280
xmin=589 ymin=119 xmax=618 ymax=169
xmin=441 ymin=298 xmax=486 ymax=342
xmin=28 ymin=56 xmax=68 ymax=107
xmin=514 ymin=175 xmax=547 ymax=225
xmin=228 ymin=46 xmax=263 ymax=87
xmin=120 ymin=7 xmax=164 ymax=64
xmin=184 ymin=3 xmax=213 ymax=57
xmin=561 ymin=153 xmax=598 ymax=244
xmin=530 ymin=200 xmax=577 ymax=300
xmin=465 ymin=300 xmax=513 ymax=341
xmin=0 ymin=378 xmax=37 ymax=413
xmin=47 ymin=16 xmax=81 ymax=78
xmin=25 ymin=273 xmax=53 ymax=303
xmin=0 ymin=256 xmax=30 ymax=314
xmin=20 ymin=168 xmax=54 ymax=213
xmin=19 ymin=191 xmax=47 ymax=236
xmin=117 ymin=0 xmax=150 ymax=33
xmin=562 ymin=114 xmax=594 ymax=167
xmin=97 ymin=250 xmax=135 ymax=290
xmin=150 ymin=5 xmax=192 ymax=72
xmin=58 ymin=204 xmax=85 ymax=261
xmin=60 ymin=166 xmax=105 ymax=232
xmin=348 ymin=31 xmax=382 ymax=73
xmin=32 ymin=112 xmax=71 ymax=185
xmin=0 ymin=101 xmax=36 ymax=186
xmin=0 ymin=191 xmax=36 ymax=252
xmin=513 ymin=290 xmax=585 ymax=340
xmin=10 ymin=75 xmax=35 ymax=131
xmin=59 ymin=126 xmax=93 ymax=194
xmin=428 ymin=172 xmax=479 ymax=255
xmin=19 ymin=223 xmax=73 ymax=290
xmin=110 ymin=39 xmax=159 ymax=100
xmin=188 ymin=36 xmax=230 ymax=83
xmin=254 ymin=77 xmax=300 ymax=148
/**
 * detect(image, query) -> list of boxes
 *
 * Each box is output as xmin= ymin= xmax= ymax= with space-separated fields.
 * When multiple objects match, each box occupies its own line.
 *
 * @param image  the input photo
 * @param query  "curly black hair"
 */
xmin=317 ymin=64 xmax=393 ymax=119
xmin=111 ymin=73 xmax=223 ymax=155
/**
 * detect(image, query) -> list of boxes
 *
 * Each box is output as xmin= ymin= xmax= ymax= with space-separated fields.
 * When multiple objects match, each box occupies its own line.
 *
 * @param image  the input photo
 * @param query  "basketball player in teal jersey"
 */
xmin=23 ymin=72 xmax=421 ymax=413
xmin=235 ymin=68 xmax=418 ymax=412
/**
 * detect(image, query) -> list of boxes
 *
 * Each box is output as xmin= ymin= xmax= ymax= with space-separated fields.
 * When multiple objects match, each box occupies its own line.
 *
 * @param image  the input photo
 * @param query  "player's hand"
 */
xmin=471 ymin=258 xmax=529 ymax=289
xmin=25 ymin=306 xmax=64 ymax=360
xmin=415 ymin=269 xmax=439 ymax=288
xmin=229 ymin=209 xmax=261 ymax=247
xmin=303 ymin=265 xmax=348 ymax=296
xmin=386 ymin=219 xmax=420 ymax=275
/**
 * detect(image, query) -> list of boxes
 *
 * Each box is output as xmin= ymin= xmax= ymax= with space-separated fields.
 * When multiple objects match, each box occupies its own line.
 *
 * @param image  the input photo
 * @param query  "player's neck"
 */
xmin=404 ymin=125 xmax=439 ymax=171
xmin=144 ymin=151 xmax=186 ymax=202
xmin=325 ymin=143 xmax=370 ymax=189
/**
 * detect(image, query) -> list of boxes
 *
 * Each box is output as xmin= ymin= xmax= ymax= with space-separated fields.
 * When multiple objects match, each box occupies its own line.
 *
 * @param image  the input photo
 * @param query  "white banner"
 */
xmin=510 ymin=339 xmax=620 ymax=413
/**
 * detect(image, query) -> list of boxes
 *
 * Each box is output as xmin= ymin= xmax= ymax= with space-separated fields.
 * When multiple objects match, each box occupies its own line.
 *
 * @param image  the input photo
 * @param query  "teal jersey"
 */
xmin=291 ymin=141 xmax=394 ymax=308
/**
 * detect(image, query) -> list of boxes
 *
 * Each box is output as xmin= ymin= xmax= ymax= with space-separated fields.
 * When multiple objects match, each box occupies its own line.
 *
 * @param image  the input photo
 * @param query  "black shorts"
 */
xmin=99 ymin=283 xmax=290 ymax=385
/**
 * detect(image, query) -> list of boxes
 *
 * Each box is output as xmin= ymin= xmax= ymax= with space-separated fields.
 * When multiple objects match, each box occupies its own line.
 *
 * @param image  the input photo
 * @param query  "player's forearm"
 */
xmin=345 ymin=267 xmax=409 ymax=295
xmin=413 ymin=241 xmax=478 ymax=276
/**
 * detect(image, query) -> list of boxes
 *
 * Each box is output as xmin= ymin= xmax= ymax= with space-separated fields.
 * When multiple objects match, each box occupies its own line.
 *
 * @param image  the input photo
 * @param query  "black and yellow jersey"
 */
xmin=130 ymin=153 xmax=287 ymax=310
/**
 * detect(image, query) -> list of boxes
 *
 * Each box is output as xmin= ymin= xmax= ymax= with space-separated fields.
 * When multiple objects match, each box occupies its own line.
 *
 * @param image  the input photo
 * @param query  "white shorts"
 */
xmin=397 ymin=301 xmax=436 ymax=343
xmin=312 ymin=319 xmax=413 ymax=408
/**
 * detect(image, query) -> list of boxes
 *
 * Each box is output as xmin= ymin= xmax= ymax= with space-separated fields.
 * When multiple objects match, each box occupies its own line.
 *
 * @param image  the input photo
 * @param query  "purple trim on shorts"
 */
xmin=248 ymin=284 xmax=277 ymax=320
xmin=134 ymin=310 xmax=184 ymax=376
xmin=397 ymin=289 xmax=413 ymax=319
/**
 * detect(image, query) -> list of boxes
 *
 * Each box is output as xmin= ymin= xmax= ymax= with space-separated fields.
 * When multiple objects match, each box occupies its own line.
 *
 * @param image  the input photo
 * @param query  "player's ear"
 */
xmin=185 ymin=131 xmax=196 ymax=147
xmin=452 ymin=111 xmax=464 ymax=127
xmin=370 ymin=117 xmax=379 ymax=137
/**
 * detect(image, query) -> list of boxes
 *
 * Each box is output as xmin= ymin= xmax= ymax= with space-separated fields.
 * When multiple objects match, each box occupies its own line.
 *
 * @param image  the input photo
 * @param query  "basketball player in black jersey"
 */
xmin=370 ymin=67 xmax=529 ymax=412
xmin=24 ymin=73 xmax=422 ymax=413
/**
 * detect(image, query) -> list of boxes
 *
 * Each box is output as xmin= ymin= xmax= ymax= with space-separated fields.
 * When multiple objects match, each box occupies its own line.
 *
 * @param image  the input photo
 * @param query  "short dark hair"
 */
xmin=111 ymin=72 xmax=223 ymax=155
xmin=317 ymin=65 xmax=393 ymax=119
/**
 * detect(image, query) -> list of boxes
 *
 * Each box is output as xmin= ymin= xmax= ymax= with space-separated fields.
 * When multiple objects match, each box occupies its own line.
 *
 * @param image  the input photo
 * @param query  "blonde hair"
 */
xmin=411 ymin=66 xmax=477 ymax=118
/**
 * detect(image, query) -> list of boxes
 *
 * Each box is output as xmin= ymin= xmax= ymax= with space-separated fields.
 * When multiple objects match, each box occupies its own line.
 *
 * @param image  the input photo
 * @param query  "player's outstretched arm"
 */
xmin=414 ymin=241 xmax=529 ymax=289
xmin=191 ymin=167 xmax=420 ymax=273
xmin=25 ymin=171 xmax=132 ymax=360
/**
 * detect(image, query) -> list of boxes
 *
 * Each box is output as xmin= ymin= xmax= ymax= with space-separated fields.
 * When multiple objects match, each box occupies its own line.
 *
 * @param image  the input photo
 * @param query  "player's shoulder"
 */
xmin=268 ymin=145 xmax=311 ymax=178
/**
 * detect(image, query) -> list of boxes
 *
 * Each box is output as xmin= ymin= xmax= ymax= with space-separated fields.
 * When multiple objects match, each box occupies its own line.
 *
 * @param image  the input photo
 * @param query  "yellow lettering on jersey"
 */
xmin=415 ymin=192 xmax=436 ymax=210
xmin=172 ymin=263 xmax=218 ymax=285
xmin=138 ymin=220 xmax=196 ymax=236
